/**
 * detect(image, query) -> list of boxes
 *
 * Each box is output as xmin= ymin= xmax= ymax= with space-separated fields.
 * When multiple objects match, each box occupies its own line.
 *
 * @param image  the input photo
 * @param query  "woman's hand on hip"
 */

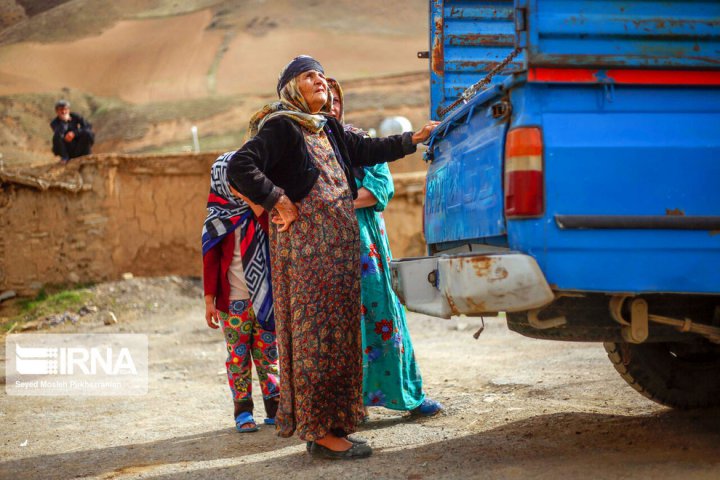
xmin=411 ymin=121 xmax=441 ymax=145
xmin=272 ymin=194 xmax=299 ymax=232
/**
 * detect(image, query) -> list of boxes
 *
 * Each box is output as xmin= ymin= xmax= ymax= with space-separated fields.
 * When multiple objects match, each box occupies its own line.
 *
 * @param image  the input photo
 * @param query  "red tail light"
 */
xmin=504 ymin=127 xmax=544 ymax=217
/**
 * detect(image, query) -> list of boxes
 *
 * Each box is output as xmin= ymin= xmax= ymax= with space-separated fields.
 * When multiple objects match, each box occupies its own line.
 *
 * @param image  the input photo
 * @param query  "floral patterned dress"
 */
xmin=356 ymin=163 xmax=425 ymax=411
xmin=270 ymin=128 xmax=365 ymax=441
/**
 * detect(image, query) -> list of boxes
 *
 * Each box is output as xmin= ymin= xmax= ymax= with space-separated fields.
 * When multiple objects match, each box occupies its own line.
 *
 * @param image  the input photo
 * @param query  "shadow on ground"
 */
xmin=2 ymin=408 xmax=719 ymax=479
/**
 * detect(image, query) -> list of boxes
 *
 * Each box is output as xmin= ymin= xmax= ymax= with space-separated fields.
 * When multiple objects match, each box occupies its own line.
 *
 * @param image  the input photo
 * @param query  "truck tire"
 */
xmin=604 ymin=341 xmax=720 ymax=409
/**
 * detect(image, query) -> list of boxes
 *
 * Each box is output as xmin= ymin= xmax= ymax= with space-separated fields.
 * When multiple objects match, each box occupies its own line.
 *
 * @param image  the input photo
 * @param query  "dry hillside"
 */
xmin=0 ymin=0 xmax=431 ymax=168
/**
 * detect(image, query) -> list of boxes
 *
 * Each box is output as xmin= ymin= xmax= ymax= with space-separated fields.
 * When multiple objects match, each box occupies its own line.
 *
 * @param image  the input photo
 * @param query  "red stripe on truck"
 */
xmin=528 ymin=68 xmax=720 ymax=86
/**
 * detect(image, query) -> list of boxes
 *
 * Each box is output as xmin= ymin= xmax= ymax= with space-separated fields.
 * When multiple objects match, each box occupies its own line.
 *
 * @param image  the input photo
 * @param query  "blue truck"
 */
xmin=391 ymin=0 xmax=720 ymax=408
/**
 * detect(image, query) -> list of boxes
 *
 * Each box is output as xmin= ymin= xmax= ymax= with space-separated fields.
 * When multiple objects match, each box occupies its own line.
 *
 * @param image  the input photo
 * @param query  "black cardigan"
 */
xmin=227 ymin=116 xmax=416 ymax=211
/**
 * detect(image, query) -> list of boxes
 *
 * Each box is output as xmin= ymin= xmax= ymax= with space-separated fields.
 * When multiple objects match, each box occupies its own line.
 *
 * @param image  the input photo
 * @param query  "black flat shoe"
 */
xmin=307 ymin=436 xmax=365 ymax=453
xmin=310 ymin=442 xmax=373 ymax=460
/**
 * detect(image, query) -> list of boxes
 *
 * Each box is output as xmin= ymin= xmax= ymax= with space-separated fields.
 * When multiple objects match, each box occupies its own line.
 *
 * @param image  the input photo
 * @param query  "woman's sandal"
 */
xmin=235 ymin=412 xmax=259 ymax=433
xmin=410 ymin=398 xmax=443 ymax=417
xmin=263 ymin=417 xmax=276 ymax=425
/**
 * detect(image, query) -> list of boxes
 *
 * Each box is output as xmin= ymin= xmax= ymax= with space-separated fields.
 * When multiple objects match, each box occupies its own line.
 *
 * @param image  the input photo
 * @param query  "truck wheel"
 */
xmin=604 ymin=341 xmax=720 ymax=409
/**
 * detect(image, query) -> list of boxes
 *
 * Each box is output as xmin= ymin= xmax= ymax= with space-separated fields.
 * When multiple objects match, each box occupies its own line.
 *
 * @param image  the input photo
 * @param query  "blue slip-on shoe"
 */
xmin=410 ymin=398 xmax=443 ymax=417
xmin=263 ymin=417 xmax=276 ymax=425
xmin=235 ymin=411 xmax=259 ymax=433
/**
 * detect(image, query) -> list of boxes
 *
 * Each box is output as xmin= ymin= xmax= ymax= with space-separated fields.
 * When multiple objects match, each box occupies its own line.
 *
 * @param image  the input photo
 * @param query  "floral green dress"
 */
xmin=356 ymin=163 xmax=425 ymax=411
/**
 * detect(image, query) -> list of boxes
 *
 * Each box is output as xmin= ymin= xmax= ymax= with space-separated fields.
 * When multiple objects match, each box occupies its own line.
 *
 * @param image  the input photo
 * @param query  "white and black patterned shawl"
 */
xmin=201 ymin=152 xmax=275 ymax=330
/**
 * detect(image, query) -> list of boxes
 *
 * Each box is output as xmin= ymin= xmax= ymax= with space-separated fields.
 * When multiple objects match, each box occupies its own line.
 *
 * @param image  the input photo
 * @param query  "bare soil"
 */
xmin=0 ymin=1 xmax=430 ymax=167
xmin=1 ymin=277 xmax=719 ymax=479
xmin=0 ymin=71 xmax=431 ymax=172
xmin=0 ymin=1 xmax=427 ymax=102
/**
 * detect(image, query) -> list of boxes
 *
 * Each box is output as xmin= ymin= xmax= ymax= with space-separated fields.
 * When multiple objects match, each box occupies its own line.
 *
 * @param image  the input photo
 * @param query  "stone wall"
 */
xmin=0 ymin=154 xmax=425 ymax=295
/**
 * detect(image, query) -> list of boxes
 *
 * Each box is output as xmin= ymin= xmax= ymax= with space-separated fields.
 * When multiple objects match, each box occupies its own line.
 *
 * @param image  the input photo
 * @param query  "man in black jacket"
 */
xmin=50 ymin=100 xmax=94 ymax=163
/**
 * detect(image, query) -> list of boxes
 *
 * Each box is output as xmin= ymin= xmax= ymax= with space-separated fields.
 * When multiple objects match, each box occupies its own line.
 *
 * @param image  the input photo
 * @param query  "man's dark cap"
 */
xmin=276 ymin=55 xmax=324 ymax=96
xmin=55 ymin=99 xmax=70 ymax=109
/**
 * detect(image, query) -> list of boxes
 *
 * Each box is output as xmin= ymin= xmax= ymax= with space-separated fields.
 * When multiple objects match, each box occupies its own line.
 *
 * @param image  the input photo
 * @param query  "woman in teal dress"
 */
xmin=328 ymin=79 xmax=442 ymax=417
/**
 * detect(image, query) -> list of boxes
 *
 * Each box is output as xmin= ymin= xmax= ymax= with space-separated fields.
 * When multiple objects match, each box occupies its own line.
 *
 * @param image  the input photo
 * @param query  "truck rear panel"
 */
xmin=507 ymin=82 xmax=720 ymax=294
xmin=429 ymin=0 xmax=720 ymax=119
xmin=423 ymin=0 xmax=720 ymax=295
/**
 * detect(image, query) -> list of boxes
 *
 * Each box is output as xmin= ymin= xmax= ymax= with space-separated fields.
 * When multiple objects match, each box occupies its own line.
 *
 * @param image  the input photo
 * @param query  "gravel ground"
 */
xmin=1 ymin=277 xmax=719 ymax=479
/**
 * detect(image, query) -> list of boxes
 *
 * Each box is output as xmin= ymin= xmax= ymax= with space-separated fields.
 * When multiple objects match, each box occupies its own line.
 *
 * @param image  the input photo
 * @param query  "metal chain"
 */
xmin=438 ymin=46 xmax=522 ymax=119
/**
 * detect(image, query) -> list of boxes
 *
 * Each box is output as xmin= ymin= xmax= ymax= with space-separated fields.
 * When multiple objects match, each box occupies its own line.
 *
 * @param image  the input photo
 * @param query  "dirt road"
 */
xmin=1 ymin=279 xmax=719 ymax=479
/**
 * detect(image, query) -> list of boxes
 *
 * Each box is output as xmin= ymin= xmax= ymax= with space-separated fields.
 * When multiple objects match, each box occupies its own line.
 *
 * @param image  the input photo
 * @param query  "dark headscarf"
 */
xmin=276 ymin=55 xmax=325 ymax=96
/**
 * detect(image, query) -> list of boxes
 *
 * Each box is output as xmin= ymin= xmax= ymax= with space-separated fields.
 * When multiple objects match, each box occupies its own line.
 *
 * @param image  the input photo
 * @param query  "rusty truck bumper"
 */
xmin=390 ymin=253 xmax=554 ymax=318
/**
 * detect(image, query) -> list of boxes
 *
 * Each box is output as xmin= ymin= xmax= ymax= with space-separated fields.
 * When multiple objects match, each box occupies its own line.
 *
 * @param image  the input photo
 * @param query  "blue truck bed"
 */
xmin=422 ymin=0 xmax=720 ymax=295
xmin=391 ymin=0 xmax=720 ymax=410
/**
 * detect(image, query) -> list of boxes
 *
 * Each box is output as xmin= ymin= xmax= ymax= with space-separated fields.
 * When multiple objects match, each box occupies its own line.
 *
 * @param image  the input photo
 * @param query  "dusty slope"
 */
xmin=0 ymin=0 xmax=223 ymax=43
xmin=0 ymin=72 xmax=431 ymax=171
xmin=0 ymin=9 xmax=224 ymax=102
xmin=0 ymin=0 xmax=431 ymax=165
xmin=0 ymin=0 xmax=428 ymax=102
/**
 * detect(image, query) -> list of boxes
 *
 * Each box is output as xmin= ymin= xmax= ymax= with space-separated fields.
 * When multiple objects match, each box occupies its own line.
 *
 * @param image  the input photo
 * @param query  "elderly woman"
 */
xmin=327 ymin=79 xmax=442 ymax=419
xmin=227 ymin=55 xmax=437 ymax=460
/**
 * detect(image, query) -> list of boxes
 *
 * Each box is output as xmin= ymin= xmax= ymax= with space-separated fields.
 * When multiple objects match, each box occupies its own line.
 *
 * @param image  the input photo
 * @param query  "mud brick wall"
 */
xmin=382 ymin=171 xmax=426 ymax=258
xmin=0 ymin=155 xmax=425 ymax=295
xmin=0 ymin=154 xmax=216 ymax=295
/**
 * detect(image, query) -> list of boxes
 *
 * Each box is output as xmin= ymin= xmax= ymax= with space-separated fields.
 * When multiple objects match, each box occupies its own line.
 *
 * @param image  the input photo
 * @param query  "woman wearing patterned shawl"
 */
xmin=202 ymin=154 xmax=280 ymax=433
xmin=226 ymin=55 xmax=438 ymax=459
xmin=327 ymin=78 xmax=442 ymax=420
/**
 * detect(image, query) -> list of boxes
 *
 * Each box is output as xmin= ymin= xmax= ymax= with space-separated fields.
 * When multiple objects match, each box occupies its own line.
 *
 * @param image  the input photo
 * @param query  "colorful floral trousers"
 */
xmin=220 ymin=299 xmax=280 ymax=406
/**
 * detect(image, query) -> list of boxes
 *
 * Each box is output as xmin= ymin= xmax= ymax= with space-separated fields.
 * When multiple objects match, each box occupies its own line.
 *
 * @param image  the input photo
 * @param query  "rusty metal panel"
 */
xmin=428 ymin=0 xmax=720 ymax=119
xmin=440 ymin=253 xmax=554 ymax=315
xmin=524 ymin=0 xmax=720 ymax=69
xmin=390 ymin=253 xmax=554 ymax=318
xmin=429 ymin=0 xmax=523 ymax=119
xmin=424 ymin=90 xmax=509 ymax=244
